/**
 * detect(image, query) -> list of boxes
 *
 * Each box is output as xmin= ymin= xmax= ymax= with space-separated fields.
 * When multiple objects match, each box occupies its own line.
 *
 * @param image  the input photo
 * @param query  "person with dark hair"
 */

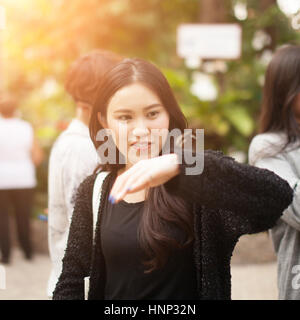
xmin=47 ymin=50 xmax=122 ymax=298
xmin=0 ymin=94 xmax=44 ymax=264
xmin=249 ymin=45 xmax=300 ymax=300
xmin=53 ymin=58 xmax=293 ymax=300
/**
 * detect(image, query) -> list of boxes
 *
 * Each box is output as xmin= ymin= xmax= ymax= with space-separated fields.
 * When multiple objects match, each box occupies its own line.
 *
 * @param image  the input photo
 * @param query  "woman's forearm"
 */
xmin=164 ymin=149 xmax=294 ymax=236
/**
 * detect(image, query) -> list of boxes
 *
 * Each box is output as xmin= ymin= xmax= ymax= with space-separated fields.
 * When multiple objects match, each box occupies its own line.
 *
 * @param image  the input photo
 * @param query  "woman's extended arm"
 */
xmin=164 ymin=149 xmax=294 ymax=237
xmin=108 ymin=149 xmax=293 ymax=238
xmin=52 ymin=176 xmax=94 ymax=300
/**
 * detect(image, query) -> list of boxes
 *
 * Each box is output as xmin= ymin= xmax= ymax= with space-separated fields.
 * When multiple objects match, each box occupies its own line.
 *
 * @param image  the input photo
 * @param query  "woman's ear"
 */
xmin=97 ymin=112 xmax=107 ymax=129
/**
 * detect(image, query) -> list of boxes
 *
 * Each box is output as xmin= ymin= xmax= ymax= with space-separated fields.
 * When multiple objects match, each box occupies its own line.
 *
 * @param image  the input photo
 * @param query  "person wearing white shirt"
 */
xmin=0 ymin=95 xmax=44 ymax=264
xmin=47 ymin=50 xmax=122 ymax=298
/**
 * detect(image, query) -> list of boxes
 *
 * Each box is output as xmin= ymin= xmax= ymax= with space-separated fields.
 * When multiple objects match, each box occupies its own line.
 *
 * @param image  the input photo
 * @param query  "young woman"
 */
xmin=53 ymin=58 xmax=293 ymax=300
xmin=249 ymin=45 xmax=300 ymax=300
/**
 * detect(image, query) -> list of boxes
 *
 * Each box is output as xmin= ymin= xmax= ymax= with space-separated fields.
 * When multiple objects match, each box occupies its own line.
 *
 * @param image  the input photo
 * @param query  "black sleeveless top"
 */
xmin=100 ymin=177 xmax=198 ymax=300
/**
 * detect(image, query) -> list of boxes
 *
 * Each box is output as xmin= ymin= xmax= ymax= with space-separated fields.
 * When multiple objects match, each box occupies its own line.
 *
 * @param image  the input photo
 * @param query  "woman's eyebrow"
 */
xmin=113 ymin=104 xmax=162 ymax=114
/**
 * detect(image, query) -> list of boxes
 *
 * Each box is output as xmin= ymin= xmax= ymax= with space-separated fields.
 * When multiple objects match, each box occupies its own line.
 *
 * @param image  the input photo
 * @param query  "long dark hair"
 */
xmin=259 ymin=45 xmax=300 ymax=154
xmin=90 ymin=58 xmax=194 ymax=273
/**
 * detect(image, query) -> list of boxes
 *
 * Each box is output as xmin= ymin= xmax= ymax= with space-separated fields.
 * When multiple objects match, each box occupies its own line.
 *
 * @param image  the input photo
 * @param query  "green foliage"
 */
xmin=2 ymin=0 xmax=300 ymax=160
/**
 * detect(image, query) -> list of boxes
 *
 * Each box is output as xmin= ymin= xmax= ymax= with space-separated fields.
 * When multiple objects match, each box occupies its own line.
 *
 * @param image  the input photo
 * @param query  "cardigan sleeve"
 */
xmin=52 ymin=175 xmax=94 ymax=300
xmin=164 ymin=149 xmax=294 ymax=238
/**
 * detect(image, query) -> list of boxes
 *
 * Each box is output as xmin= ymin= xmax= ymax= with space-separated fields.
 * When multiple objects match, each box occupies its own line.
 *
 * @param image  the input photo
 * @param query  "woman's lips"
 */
xmin=131 ymin=142 xmax=152 ymax=150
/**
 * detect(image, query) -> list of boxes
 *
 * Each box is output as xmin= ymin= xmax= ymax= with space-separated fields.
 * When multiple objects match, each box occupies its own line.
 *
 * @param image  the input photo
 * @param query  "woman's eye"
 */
xmin=118 ymin=115 xmax=131 ymax=121
xmin=147 ymin=111 xmax=159 ymax=118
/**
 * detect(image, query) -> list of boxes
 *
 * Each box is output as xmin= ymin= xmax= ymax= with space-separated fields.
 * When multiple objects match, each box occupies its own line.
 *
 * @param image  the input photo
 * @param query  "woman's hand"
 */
xmin=108 ymin=153 xmax=180 ymax=204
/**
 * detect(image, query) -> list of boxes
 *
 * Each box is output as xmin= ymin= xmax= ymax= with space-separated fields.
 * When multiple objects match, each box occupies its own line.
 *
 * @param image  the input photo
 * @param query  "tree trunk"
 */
xmin=198 ymin=0 xmax=230 ymax=94
xmin=198 ymin=0 xmax=229 ymax=23
xmin=260 ymin=0 xmax=276 ymax=11
xmin=260 ymin=0 xmax=277 ymax=50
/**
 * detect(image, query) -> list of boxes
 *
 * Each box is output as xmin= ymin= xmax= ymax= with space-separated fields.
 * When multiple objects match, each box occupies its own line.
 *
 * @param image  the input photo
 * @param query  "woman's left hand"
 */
xmin=108 ymin=153 xmax=180 ymax=204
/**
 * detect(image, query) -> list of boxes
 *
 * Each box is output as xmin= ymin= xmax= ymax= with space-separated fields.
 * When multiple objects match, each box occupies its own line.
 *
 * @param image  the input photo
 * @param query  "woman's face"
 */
xmin=99 ymin=82 xmax=170 ymax=168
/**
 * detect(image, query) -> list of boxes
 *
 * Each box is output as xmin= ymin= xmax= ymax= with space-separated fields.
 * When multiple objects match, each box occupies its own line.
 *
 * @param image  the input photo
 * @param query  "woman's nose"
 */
xmin=132 ymin=119 xmax=150 ymax=137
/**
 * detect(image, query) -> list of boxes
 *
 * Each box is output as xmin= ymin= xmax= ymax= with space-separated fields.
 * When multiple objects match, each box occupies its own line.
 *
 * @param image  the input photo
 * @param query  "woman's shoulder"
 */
xmin=248 ymin=132 xmax=287 ymax=165
xmin=76 ymin=173 xmax=98 ymax=198
xmin=250 ymin=131 xmax=286 ymax=145
xmin=77 ymin=170 xmax=112 ymax=195
xmin=71 ymin=173 xmax=100 ymax=219
xmin=0 ymin=117 xmax=33 ymax=131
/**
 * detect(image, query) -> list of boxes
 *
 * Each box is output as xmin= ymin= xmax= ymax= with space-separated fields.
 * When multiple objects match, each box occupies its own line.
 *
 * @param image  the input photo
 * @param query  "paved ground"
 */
xmin=0 ymin=248 xmax=278 ymax=300
xmin=231 ymin=262 xmax=278 ymax=300
xmin=0 ymin=249 xmax=51 ymax=300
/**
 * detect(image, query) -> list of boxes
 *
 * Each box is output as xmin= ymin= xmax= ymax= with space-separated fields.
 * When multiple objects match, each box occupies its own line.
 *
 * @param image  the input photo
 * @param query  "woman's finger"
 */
xmin=113 ymin=171 xmax=152 ymax=203
xmin=125 ymin=172 xmax=153 ymax=193
xmin=113 ymin=170 xmax=153 ymax=203
xmin=109 ymin=164 xmax=138 ymax=197
xmin=109 ymin=154 xmax=179 ymax=203
xmin=109 ymin=163 xmax=145 ymax=200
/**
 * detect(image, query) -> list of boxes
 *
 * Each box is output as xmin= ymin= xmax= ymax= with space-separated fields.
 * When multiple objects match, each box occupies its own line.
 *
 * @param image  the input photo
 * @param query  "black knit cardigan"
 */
xmin=53 ymin=150 xmax=293 ymax=300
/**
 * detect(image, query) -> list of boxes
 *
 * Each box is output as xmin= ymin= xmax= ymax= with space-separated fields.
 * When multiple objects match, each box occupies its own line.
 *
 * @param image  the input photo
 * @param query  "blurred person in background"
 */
xmin=249 ymin=45 xmax=300 ymax=299
xmin=47 ymin=50 xmax=122 ymax=298
xmin=0 ymin=94 xmax=44 ymax=265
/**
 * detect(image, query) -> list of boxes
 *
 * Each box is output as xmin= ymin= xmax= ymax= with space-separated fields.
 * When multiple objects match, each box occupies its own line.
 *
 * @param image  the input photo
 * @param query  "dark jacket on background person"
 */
xmin=53 ymin=150 xmax=293 ymax=300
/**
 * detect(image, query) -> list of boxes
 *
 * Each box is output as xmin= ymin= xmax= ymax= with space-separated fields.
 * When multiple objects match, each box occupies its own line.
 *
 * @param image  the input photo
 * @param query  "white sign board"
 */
xmin=0 ymin=6 xmax=5 ymax=30
xmin=177 ymin=24 xmax=242 ymax=60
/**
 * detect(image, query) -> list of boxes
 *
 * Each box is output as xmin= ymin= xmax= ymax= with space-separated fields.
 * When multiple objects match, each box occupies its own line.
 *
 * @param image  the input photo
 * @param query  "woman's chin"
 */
xmin=127 ymin=149 xmax=159 ymax=164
